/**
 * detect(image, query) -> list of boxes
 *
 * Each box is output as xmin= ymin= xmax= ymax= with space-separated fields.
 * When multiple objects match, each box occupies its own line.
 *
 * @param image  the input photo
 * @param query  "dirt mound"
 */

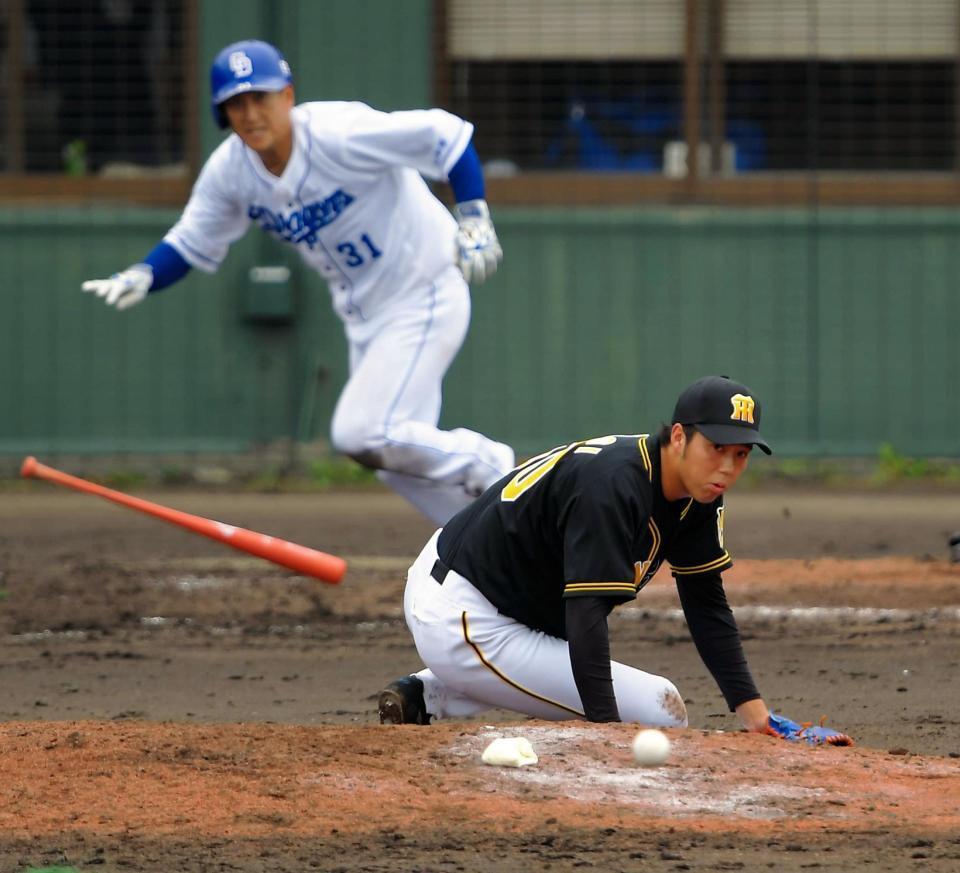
xmin=2 ymin=720 xmax=957 ymax=842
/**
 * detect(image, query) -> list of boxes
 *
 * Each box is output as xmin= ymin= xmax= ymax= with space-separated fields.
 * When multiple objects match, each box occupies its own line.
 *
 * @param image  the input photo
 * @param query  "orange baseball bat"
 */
xmin=20 ymin=456 xmax=346 ymax=585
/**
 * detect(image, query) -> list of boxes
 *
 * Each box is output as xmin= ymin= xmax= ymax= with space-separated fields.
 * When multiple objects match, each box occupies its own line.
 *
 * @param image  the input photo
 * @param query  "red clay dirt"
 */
xmin=1 ymin=488 xmax=959 ymax=871
xmin=2 ymin=720 xmax=958 ymax=840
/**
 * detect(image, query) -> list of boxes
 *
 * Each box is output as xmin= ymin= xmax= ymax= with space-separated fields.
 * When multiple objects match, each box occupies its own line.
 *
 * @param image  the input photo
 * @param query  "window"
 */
xmin=1 ymin=0 xmax=194 ymax=201
xmin=445 ymin=0 xmax=685 ymax=176
xmin=439 ymin=0 xmax=960 ymax=204
xmin=726 ymin=61 xmax=955 ymax=172
xmin=451 ymin=61 xmax=684 ymax=173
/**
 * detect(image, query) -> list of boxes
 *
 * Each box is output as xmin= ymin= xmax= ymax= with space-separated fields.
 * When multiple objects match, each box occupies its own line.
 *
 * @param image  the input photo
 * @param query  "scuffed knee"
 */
xmin=619 ymin=676 xmax=688 ymax=727
xmin=659 ymin=682 xmax=688 ymax=727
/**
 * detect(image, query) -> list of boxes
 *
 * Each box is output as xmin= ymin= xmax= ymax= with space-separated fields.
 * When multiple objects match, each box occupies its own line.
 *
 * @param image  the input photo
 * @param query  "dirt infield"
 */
xmin=1 ymin=486 xmax=959 ymax=871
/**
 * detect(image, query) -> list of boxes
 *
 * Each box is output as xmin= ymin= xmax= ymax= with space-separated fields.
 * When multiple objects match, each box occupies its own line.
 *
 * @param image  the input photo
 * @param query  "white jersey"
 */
xmin=164 ymin=101 xmax=474 ymax=326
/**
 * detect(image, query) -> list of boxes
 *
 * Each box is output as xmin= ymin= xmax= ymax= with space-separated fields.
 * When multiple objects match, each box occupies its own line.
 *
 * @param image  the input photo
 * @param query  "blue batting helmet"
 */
xmin=210 ymin=39 xmax=293 ymax=129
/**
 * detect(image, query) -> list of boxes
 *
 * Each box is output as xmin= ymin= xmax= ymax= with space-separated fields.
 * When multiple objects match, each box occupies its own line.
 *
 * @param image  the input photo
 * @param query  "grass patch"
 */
xmin=307 ymin=458 xmax=378 ymax=489
xmin=227 ymin=460 xmax=379 ymax=492
xmin=738 ymin=444 xmax=960 ymax=489
xmin=102 ymin=470 xmax=148 ymax=491
xmin=872 ymin=443 xmax=960 ymax=484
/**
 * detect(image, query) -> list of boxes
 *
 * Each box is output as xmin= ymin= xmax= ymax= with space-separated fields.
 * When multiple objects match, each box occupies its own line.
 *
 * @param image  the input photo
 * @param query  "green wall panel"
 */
xmin=0 ymin=208 xmax=346 ymax=454
xmin=441 ymin=208 xmax=958 ymax=458
xmin=1 ymin=205 xmax=958 ymax=459
xmin=814 ymin=212 xmax=960 ymax=455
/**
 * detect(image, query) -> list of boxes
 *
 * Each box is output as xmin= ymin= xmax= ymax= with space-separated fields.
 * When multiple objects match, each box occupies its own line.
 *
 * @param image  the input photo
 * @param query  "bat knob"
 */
xmin=20 ymin=456 xmax=37 ymax=478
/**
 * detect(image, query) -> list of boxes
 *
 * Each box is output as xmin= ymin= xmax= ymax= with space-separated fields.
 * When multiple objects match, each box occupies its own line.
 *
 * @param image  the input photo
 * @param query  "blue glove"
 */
xmin=766 ymin=712 xmax=853 ymax=746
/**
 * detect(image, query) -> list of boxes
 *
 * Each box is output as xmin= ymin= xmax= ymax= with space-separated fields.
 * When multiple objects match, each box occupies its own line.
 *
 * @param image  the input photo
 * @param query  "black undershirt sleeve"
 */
xmin=565 ymin=596 xmax=621 ymax=722
xmin=675 ymin=572 xmax=760 ymax=711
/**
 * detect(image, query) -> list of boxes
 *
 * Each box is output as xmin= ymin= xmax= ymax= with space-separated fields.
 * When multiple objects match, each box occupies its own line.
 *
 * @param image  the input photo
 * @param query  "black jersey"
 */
xmin=437 ymin=433 xmax=732 ymax=639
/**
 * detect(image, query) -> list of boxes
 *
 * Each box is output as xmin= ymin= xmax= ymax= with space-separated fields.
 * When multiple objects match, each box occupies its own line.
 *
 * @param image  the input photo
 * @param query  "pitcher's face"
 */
xmin=673 ymin=428 xmax=752 ymax=503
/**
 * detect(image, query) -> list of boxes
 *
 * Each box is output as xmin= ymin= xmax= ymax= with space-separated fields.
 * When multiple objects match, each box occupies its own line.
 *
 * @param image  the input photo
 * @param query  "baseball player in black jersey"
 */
xmin=378 ymin=375 xmax=852 ymax=745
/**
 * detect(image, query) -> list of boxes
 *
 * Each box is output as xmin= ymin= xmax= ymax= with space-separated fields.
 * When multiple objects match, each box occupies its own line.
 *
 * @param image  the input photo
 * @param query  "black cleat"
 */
xmin=378 ymin=676 xmax=431 ymax=725
xmin=950 ymin=532 xmax=960 ymax=563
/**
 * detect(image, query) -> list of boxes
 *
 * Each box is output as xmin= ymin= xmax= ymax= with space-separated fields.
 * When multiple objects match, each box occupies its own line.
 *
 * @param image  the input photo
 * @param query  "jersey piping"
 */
xmin=241 ymin=145 xmax=274 ymax=192
xmin=461 ymin=611 xmax=583 ymax=717
xmin=294 ymin=131 xmax=313 ymax=200
xmin=631 ymin=517 xmax=663 ymax=590
xmin=645 ymin=518 xmax=661 ymax=568
xmin=670 ymin=552 xmax=732 ymax=575
xmin=637 ymin=435 xmax=652 ymax=480
xmin=382 ymin=281 xmax=437 ymax=437
xmin=563 ymin=581 xmax=638 ymax=596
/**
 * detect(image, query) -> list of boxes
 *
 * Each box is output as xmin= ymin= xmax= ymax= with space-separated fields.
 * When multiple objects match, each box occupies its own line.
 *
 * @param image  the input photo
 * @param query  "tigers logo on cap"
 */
xmin=730 ymin=393 xmax=756 ymax=424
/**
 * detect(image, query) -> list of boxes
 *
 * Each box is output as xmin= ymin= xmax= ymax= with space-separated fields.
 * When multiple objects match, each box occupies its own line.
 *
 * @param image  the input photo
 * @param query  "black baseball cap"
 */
xmin=672 ymin=375 xmax=772 ymax=454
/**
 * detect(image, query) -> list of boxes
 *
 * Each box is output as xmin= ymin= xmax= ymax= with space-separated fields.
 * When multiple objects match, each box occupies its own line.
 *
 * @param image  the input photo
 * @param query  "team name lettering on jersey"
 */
xmin=248 ymin=189 xmax=355 ymax=249
xmin=729 ymin=393 xmax=755 ymax=423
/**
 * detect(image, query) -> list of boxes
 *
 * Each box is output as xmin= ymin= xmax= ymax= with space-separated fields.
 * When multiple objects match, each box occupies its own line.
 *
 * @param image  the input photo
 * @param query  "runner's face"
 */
xmin=223 ymin=87 xmax=294 ymax=153
xmin=678 ymin=430 xmax=752 ymax=503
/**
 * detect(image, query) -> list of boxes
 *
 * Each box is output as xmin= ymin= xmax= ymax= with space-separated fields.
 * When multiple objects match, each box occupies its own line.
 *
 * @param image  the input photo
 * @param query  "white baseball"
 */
xmin=631 ymin=728 xmax=671 ymax=766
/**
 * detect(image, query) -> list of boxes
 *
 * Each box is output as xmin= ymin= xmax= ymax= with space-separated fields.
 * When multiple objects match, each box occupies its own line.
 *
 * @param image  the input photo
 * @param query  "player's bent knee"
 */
xmin=345 ymin=448 xmax=385 ymax=470
xmin=622 ymin=678 xmax=688 ymax=727
xmin=659 ymin=684 xmax=688 ymax=727
xmin=330 ymin=416 xmax=386 ymax=467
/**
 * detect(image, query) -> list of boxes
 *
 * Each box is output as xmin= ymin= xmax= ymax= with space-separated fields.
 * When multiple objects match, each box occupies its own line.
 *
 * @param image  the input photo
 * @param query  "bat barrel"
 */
xmin=20 ymin=455 xmax=346 ymax=585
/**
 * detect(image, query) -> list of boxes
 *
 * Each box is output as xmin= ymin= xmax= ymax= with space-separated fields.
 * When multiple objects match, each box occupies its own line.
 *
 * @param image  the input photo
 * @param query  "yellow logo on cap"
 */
xmin=730 ymin=393 xmax=755 ymax=423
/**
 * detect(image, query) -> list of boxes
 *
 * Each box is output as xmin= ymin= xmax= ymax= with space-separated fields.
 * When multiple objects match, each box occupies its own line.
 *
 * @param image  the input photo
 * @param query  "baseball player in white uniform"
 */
xmin=82 ymin=39 xmax=513 ymax=525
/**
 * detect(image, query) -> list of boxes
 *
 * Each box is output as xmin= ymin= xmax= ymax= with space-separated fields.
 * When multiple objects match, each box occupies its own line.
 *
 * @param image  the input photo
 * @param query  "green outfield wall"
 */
xmin=1 ymin=206 xmax=957 ymax=459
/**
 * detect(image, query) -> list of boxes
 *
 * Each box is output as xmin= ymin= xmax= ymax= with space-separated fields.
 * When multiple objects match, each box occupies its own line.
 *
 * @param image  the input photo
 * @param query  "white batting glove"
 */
xmin=81 ymin=264 xmax=153 ymax=311
xmin=453 ymin=199 xmax=502 ymax=285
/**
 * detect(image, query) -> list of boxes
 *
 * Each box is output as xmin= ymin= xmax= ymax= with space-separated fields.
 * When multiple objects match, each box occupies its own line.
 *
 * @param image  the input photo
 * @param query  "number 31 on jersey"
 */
xmin=337 ymin=233 xmax=382 ymax=267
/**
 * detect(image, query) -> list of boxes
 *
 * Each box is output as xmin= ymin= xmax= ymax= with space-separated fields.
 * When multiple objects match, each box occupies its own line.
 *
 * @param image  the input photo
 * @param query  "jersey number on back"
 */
xmin=500 ymin=435 xmax=635 ymax=502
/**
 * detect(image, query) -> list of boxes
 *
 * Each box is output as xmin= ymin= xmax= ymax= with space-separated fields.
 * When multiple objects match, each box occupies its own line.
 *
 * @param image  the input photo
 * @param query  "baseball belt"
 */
xmin=430 ymin=558 xmax=450 ymax=585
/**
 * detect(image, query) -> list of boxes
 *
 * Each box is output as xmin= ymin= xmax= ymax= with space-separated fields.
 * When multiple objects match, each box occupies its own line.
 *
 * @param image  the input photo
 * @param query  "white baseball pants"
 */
xmin=330 ymin=267 xmax=514 ymax=525
xmin=404 ymin=530 xmax=689 ymax=725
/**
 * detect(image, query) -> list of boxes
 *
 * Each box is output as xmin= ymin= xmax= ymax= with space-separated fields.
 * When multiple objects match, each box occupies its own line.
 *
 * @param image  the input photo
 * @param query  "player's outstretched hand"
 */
xmin=765 ymin=712 xmax=853 ymax=746
xmin=453 ymin=198 xmax=502 ymax=285
xmin=81 ymin=265 xmax=153 ymax=311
